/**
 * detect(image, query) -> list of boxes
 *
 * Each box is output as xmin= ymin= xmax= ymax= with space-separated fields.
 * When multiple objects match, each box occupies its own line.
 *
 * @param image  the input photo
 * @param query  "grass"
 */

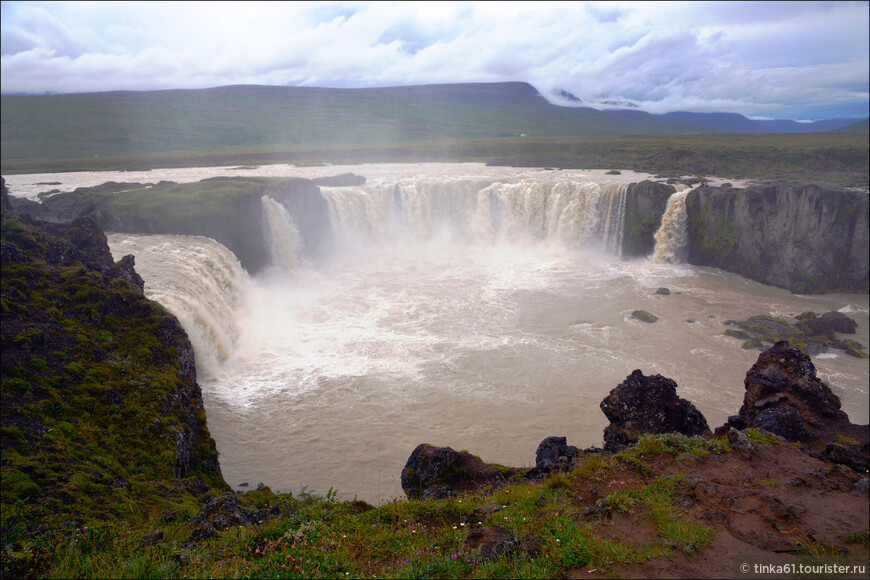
xmin=2 ymin=132 xmax=867 ymax=188
xmin=1 ymin=430 xmax=737 ymax=579
xmin=3 ymin=195 xmax=867 ymax=578
xmin=6 ymin=472 xmax=686 ymax=579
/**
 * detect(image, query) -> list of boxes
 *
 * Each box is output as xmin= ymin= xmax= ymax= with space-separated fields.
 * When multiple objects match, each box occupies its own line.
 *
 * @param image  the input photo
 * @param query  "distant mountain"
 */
xmin=656 ymin=111 xmax=865 ymax=134
xmin=1 ymin=81 xmax=865 ymax=162
xmin=836 ymin=118 xmax=870 ymax=132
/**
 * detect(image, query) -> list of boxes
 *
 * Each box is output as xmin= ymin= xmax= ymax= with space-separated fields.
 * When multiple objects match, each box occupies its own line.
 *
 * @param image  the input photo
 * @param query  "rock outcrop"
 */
xmin=723 ymin=312 xmax=867 ymax=358
xmin=600 ymin=370 xmax=710 ymax=452
xmin=622 ymin=180 xmax=676 ymax=257
xmin=462 ymin=525 xmax=522 ymax=561
xmin=400 ymin=444 xmax=520 ymax=500
xmin=717 ymin=341 xmax=868 ymax=446
xmin=2 ymin=184 xmax=227 ymax=521
xmin=7 ymin=176 xmax=339 ymax=274
xmin=524 ymin=436 xmax=578 ymax=479
xmin=685 ymin=183 xmax=869 ymax=293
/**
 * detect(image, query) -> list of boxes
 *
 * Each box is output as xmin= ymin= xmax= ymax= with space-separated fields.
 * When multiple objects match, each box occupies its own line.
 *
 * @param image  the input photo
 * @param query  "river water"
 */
xmin=6 ymin=163 xmax=868 ymax=504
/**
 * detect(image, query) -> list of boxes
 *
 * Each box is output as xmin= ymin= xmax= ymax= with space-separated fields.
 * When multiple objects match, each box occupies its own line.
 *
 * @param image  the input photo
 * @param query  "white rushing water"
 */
xmin=13 ymin=163 xmax=865 ymax=505
xmin=652 ymin=186 xmax=692 ymax=264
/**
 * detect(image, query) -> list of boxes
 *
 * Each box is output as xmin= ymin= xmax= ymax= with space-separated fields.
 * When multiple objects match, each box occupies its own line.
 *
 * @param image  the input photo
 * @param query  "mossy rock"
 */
xmin=724 ymin=329 xmax=751 ymax=340
xmin=631 ymin=310 xmax=659 ymax=323
xmin=741 ymin=337 xmax=765 ymax=350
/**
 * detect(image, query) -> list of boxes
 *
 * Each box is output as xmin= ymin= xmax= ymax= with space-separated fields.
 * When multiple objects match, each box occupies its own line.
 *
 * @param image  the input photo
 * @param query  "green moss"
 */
xmin=2 ymin=470 xmax=43 ymax=500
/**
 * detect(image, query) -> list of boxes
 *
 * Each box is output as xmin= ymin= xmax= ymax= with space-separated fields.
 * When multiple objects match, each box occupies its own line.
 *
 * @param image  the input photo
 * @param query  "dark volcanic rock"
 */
xmin=685 ymin=183 xmax=869 ymax=293
xmin=110 ymin=254 xmax=145 ymax=292
xmin=622 ymin=180 xmax=676 ymax=258
xmin=463 ymin=525 xmax=522 ymax=561
xmin=631 ymin=309 xmax=659 ymax=323
xmin=525 ymin=436 xmax=578 ymax=478
xmin=401 ymin=444 xmax=519 ymax=499
xmin=797 ymin=311 xmax=858 ymax=336
xmin=0 ymin=177 xmax=12 ymax=214
xmin=717 ymin=342 xmax=868 ymax=452
xmin=723 ymin=312 xmax=866 ymax=358
xmin=600 ymin=370 xmax=710 ymax=452
xmin=823 ymin=443 xmax=870 ymax=474
xmin=401 ymin=444 xmax=459 ymax=500
xmin=189 ymin=492 xmax=271 ymax=541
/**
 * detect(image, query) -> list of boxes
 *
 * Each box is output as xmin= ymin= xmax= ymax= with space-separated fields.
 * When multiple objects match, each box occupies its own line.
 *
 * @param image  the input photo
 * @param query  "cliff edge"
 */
xmin=686 ymin=183 xmax=869 ymax=293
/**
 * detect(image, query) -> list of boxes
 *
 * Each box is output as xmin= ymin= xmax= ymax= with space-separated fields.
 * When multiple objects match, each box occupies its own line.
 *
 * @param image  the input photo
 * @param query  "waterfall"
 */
xmin=262 ymin=196 xmax=305 ymax=269
xmin=107 ymin=234 xmax=249 ymax=381
xmin=598 ymin=184 xmax=628 ymax=256
xmin=319 ymin=178 xmax=625 ymax=253
xmin=652 ymin=186 xmax=693 ymax=264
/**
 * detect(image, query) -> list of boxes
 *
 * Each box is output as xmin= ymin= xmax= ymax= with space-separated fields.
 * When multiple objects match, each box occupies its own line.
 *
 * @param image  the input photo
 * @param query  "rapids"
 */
xmin=11 ymin=163 xmax=867 ymax=504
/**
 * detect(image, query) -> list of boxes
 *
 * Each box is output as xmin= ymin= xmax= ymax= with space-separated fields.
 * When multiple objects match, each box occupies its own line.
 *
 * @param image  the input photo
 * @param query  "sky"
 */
xmin=1 ymin=1 xmax=868 ymax=121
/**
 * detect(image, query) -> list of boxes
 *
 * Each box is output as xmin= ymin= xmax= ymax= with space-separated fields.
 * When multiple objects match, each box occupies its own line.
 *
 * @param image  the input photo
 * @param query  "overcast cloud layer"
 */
xmin=1 ymin=1 xmax=868 ymax=120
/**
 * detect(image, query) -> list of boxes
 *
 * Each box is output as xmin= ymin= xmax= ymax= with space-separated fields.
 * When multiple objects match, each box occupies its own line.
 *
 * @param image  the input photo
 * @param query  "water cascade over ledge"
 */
xmin=652 ymin=186 xmax=693 ymax=264
xmin=98 ymin=164 xmax=868 ymax=504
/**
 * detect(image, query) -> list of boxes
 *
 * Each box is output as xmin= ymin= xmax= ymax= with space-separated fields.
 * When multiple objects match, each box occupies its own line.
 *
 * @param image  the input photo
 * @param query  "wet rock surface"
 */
xmin=401 ymin=444 xmax=520 ymax=500
xmin=717 ymin=341 xmax=860 ymax=442
xmin=600 ymin=370 xmax=710 ymax=452
xmin=723 ymin=312 xmax=867 ymax=358
xmin=525 ymin=436 xmax=579 ymax=479
xmin=685 ymin=183 xmax=869 ymax=294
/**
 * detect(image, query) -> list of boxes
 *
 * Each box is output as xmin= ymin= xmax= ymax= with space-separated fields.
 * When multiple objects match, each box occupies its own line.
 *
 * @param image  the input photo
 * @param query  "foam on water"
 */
xmin=85 ymin=164 xmax=867 ymax=504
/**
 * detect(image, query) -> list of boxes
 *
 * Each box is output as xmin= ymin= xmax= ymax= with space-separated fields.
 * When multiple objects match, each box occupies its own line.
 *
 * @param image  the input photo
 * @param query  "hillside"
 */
xmin=0 ymin=83 xmax=701 ymax=161
xmin=2 ymin=82 xmax=866 ymax=166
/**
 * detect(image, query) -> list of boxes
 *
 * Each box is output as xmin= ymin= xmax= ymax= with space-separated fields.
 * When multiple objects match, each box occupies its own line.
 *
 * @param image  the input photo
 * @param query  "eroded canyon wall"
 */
xmin=685 ymin=183 xmax=869 ymax=293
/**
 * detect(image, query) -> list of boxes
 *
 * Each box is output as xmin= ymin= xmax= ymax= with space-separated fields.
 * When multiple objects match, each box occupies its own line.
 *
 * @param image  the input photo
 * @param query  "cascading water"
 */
xmin=652 ymin=186 xmax=693 ymax=264
xmin=95 ymin=164 xmax=868 ymax=505
xmin=598 ymin=184 xmax=628 ymax=256
xmin=262 ymin=196 xmax=305 ymax=269
xmin=320 ymin=178 xmax=611 ymax=252
xmin=107 ymin=233 xmax=250 ymax=381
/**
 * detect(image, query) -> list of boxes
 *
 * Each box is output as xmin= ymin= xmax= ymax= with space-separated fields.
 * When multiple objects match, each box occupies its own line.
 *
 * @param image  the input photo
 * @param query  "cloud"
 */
xmin=1 ymin=1 xmax=867 ymax=120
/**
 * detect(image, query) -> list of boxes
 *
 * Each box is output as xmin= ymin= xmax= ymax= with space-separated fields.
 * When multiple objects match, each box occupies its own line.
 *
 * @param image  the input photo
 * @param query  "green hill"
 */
xmin=0 ymin=82 xmax=716 ymax=162
xmin=2 ymin=83 xmax=868 ymax=188
xmin=838 ymin=118 xmax=870 ymax=132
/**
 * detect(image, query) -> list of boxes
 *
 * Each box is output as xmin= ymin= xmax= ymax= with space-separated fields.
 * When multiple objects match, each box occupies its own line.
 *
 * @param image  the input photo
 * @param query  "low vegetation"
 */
xmin=3 ymin=133 xmax=867 ymax=189
xmin=0 ymin=434 xmax=727 ymax=579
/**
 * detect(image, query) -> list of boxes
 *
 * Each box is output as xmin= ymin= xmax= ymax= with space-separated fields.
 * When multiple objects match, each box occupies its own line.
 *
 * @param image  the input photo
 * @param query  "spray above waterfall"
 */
xmin=107 ymin=233 xmax=250 ymax=381
xmin=262 ymin=196 xmax=305 ymax=270
xmin=318 ymin=178 xmax=626 ymax=254
xmin=99 ymin=164 xmax=867 ymax=504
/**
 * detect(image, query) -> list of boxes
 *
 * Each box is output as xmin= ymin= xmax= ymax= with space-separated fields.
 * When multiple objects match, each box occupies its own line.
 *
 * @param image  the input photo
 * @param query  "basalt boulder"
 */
xmin=600 ymin=370 xmax=710 ymax=452
xmin=525 ymin=436 xmax=578 ymax=479
xmin=463 ymin=525 xmax=522 ymax=562
xmin=400 ymin=444 xmax=519 ymax=500
xmin=717 ymin=341 xmax=868 ymax=448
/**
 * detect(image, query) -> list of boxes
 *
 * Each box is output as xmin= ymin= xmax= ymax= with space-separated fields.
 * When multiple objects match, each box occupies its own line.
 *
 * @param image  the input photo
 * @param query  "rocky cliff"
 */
xmin=7 ymin=176 xmax=336 ymax=274
xmin=685 ymin=183 xmax=869 ymax=293
xmin=1 ymin=177 xmax=227 ymax=541
xmin=622 ymin=180 xmax=675 ymax=257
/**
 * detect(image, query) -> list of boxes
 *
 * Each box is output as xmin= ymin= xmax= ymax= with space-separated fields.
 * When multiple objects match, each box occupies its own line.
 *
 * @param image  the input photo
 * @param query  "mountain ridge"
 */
xmin=3 ymin=82 xmax=866 ymax=164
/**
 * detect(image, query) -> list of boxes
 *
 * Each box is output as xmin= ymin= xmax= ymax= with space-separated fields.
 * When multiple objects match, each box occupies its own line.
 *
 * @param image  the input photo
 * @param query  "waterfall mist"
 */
xmin=101 ymin=164 xmax=868 ymax=504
